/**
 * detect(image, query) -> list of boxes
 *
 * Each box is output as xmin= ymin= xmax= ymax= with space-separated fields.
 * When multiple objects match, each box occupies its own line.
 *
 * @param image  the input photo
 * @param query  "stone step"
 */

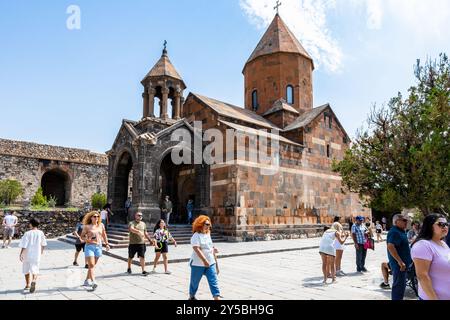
xmin=60 ymin=234 xmax=226 ymax=249
xmin=59 ymin=237 xmax=215 ymax=249
xmin=109 ymin=223 xmax=193 ymax=230
xmin=107 ymin=235 xmax=225 ymax=242
xmin=67 ymin=232 xmax=224 ymax=242
xmin=107 ymin=229 xmax=196 ymax=236
xmin=61 ymin=223 xmax=226 ymax=249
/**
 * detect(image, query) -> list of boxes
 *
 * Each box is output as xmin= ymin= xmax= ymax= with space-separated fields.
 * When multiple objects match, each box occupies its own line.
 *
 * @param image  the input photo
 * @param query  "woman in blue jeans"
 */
xmin=188 ymin=215 xmax=220 ymax=300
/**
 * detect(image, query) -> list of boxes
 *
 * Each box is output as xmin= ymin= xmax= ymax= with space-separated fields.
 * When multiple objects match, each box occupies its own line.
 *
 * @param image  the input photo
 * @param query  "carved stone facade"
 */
xmin=107 ymin=118 xmax=209 ymax=224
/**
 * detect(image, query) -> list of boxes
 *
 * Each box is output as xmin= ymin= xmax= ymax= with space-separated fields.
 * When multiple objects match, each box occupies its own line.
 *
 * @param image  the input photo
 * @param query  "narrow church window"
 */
xmin=329 ymin=116 xmax=332 ymax=129
xmin=327 ymin=144 xmax=331 ymax=158
xmin=286 ymin=85 xmax=294 ymax=104
xmin=252 ymin=90 xmax=258 ymax=111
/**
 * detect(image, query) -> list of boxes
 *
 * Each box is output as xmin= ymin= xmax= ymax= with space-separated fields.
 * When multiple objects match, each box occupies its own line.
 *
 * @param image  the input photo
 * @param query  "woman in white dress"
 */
xmin=319 ymin=222 xmax=347 ymax=283
xmin=333 ymin=221 xmax=349 ymax=276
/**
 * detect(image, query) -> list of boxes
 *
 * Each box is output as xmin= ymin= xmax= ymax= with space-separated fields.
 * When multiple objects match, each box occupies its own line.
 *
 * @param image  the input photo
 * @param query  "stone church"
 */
xmin=107 ymin=14 xmax=370 ymax=240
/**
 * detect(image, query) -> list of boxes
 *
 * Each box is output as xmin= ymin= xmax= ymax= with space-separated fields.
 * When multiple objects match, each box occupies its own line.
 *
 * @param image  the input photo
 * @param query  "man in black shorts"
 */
xmin=127 ymin=212 xmax=154 ymax=275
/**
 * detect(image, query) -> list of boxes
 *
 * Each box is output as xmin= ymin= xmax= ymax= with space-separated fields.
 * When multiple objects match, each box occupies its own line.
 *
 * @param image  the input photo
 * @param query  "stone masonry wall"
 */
xmin=182 ymin=96 xmax=371 ymax=241
xmin=0 ymin=139 xmax=108 ymax=208
xmin=0 ymin=138 xmax=107 ymax=165
xmin=244 ymin=52 xmax=314 ymax=115
xmin=0 ymin=210 xmax=84 ymax=239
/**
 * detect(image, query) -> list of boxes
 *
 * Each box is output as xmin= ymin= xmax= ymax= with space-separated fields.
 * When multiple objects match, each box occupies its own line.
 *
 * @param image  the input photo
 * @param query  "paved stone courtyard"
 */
xmin=0 ymin=237 xmax=417 ymax=300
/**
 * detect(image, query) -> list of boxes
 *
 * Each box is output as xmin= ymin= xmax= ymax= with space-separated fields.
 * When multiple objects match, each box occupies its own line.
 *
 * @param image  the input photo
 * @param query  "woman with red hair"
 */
xmin=188 ymin=215 xmax=221 ymax=300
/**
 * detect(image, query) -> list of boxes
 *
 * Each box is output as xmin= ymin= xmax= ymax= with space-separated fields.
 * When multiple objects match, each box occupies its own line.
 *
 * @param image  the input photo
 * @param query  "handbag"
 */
xmin=364 ymin=235 xmax=375 ymax=250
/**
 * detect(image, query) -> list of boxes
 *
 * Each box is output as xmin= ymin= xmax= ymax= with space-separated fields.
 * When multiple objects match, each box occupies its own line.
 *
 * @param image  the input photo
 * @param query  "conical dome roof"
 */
xmin=142 ymin=49 xmax=185 ymax=87
xmin=244 ymin=14 xmax=314 ymax=70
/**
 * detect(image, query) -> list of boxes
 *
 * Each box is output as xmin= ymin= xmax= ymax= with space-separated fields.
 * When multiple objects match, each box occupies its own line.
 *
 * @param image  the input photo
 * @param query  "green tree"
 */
xmin=0 ymin=179 xmax=23 ymax=205
xmin=31 ymin=187 xmax=48 ymax=207
xmin=91 ymin=192 xmax=107 ymax=210
xmin=333 ymin=54 xmax=450 ymax=216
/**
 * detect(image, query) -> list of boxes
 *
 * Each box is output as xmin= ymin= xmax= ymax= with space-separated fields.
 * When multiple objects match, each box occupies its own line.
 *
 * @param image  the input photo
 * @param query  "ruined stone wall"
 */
xmin=0 ymin=210 xmax=84 ymax=239
xmin=0 ymin=139 xmax=108 ymax=207
xmin=0 ymin=138 xmax=107 ymax=165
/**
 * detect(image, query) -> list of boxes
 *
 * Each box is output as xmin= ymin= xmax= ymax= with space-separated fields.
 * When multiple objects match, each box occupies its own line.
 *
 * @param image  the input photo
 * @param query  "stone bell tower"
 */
xmin=141 ymin=42 xmax=186 ymax=120
xmin=243 ymin=14 xmax=314 ymax=117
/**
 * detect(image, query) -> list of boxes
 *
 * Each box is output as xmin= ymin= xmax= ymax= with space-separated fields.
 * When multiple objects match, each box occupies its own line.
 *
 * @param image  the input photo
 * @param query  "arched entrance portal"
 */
xmin=41 ymin=170 xmax=71 ymax=206
xmin=112 ymin=152 xmax=133 ymax=223
xmin=159 ymin=153 xmax=195 ymax=224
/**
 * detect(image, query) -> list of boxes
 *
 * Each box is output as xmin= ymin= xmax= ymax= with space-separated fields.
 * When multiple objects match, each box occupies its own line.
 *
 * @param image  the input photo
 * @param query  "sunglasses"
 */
xmin=436 ymin=222 xmax=449 ymax=228
xmin=204 ymin=223 xmax=211 ymax=227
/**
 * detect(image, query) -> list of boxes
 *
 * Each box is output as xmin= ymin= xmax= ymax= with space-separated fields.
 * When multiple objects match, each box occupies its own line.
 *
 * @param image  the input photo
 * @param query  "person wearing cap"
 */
xmin=387 ymin=213 xmax=412 ymax=300
xmin=351 ymin=216 xmax=369 ymax=273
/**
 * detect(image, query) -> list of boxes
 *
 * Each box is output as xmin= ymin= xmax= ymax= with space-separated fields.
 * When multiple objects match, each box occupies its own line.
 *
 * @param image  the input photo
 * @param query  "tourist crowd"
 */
xmin=2 ymin=206 xmax=449 ymax=300
xmin=318 ymin=213 xmax=450 ymax=300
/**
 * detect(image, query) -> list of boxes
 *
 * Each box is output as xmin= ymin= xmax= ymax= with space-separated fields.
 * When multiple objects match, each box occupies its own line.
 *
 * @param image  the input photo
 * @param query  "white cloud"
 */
xmin=366 ymin=0 xmax=383 ymax=29
xmin=240 ymin=0 xmax=450 ymax=72
xmin=384 ymin=0 xmax=450 ymax=39
xmin=240 ymin=0 xmax=343 ymax=73
xmin=352 ymin=0 xmax=450 ymax=35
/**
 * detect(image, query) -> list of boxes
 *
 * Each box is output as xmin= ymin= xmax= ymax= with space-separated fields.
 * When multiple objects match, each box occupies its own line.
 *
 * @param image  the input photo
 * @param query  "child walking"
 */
xmin=19 ymin=218 xmax=47 ymax=294
xmin=152 ymin=219 xmax=177 ymax=274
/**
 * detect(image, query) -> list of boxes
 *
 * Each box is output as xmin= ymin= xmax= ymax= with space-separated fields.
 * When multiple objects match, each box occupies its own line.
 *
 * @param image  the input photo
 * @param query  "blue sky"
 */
xmin=1 ymin=0 xmax=449 ymax=153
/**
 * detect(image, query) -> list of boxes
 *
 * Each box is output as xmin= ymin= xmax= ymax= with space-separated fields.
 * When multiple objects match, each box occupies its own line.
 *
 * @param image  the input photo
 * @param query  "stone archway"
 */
xmin=112 ymin=151 xmax=133 ymax=223
xmin=41 ymin=169 xmax=71 ymax=206
xmin=158 ymin=151 xmax=196 ymax=224
xmin=178 ymin=177 xmax=196 ymax=223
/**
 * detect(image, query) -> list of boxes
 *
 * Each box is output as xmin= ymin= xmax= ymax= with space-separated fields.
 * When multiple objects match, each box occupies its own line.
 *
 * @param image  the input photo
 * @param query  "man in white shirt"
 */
xmin=19 ymin=218 xmax=47 ymax=293
xmin=2 ymin=211 xmax=18 ymax=248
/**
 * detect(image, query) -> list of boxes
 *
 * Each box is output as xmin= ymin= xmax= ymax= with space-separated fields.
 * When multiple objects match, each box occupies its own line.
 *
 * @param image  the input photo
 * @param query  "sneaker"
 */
xmin=380 ymin=282 xmax=390 ymax=289
xmin=30 ymin=282 xmax=36 ymax=293
xmin=127 ymin=268 xmax=132 ymax=274
xmin=1 ymin=245 xmax=5 ymax=249
xmin=165 ymin=271 xmax=172 ymax=275
xmin=23 ymin=287 xmax=30 ymax=294
xmin=142 ymin=271 xmax=149 ymax=276
xmin=188 ymin=296 xmax=197 ymax=300
xmin=73 ymin=262 xmax=79 ymax=266
xmin=150 ymin=269 xmax=156 ymax=274
xmin=336 ymin=270 xmax=346 ymax=276
xmin=91 ymin=283 xmax=98 ymax=291
xmin=83 ymin=280 xmax=91 ymax=287
xmin=361 ymin=268 xmax=369 ymax=272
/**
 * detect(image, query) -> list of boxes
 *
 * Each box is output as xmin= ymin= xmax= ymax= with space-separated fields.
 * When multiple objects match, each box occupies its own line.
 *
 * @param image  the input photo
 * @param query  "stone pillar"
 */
xmin=147 ymin=88 xmax=156 ymax=118
xmin=160 ymin=87 xmax=169 ymax=119
xmin=173 ymin=91 xmax=182 ymax=120
xmin=179 ymin=96 xmax=185 ymax=118
xmin=142 ymin=90 xmax=149 ymax=118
